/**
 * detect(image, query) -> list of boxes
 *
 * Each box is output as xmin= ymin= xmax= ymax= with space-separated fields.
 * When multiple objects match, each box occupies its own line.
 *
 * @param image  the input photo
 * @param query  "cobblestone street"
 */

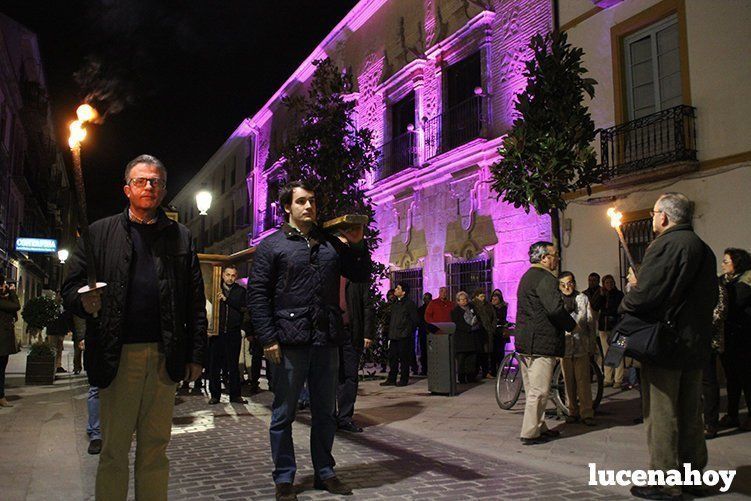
xmin=2 ymin=347 xmax=750 ymax=500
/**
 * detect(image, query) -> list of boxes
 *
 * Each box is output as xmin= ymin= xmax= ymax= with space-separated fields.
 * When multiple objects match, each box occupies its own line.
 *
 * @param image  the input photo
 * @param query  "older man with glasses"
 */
xmin=514 ymin=241 xmax=577 ymax=445
xmin=63 ymin=154 xmax=207 ymax=500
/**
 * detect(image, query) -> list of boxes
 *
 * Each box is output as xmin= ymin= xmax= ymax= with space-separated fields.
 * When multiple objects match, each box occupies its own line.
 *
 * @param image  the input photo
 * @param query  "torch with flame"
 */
xmin=68 ymin=104 xmax=106 ymax=305
xmin=607 ymin=207 xmax=637 ymax=277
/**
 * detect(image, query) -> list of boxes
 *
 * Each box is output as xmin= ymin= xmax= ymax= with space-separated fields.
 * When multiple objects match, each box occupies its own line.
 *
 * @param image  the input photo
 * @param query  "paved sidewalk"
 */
xmin=1 ymin=345 xmax=750 ymax=500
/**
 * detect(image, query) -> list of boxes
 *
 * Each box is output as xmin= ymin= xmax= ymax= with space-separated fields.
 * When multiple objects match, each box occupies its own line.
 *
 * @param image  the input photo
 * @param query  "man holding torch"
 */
xmin=616 ymin=193 xmax=717 ymax=500
xmin=63 ymin=154 xmax=207 ymax=500
xmin=247 ymin=180 xmax=371 ymax=500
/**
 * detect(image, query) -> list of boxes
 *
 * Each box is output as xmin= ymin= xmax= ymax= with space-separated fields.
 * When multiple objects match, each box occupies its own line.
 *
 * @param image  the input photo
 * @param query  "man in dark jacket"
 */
xmin=619 ymin=193 xmax=717 ymax=501
xmin=62 ymin=154 xmax=207 ymax=500
xmin=247 ymin=180 xmax=370 ymax=501
xmin=416 ymin=292 xmax=432 ymax=375
xmin=381 ymin=282 xmax=419 ymax=387
xmin=515 ymin=241 xmax=576 ymax=445
xmin=209 ymin=265 xmax=247 ymax=404
xmin=336 ymin=279 xmax=374 ymax=432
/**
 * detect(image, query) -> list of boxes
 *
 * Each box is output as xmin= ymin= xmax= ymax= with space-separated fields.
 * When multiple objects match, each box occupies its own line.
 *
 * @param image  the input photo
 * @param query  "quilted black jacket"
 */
xmin=247 ymin=224 xmax=371 ymax=347
xmin=62 ymin=207 xmax=208 ymax=388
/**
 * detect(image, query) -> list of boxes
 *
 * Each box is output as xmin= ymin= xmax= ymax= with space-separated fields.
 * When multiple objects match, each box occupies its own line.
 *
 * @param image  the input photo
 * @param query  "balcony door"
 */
xmin=443 ymin=51 xmax=482 ymax=152
xmin=622 ymin=15 xmax=682 ymax=165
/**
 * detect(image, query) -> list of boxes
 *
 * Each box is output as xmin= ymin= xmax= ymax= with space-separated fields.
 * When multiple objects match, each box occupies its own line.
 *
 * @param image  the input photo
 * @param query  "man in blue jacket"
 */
xmin=247 ymin=180 xmax=371 ymax=501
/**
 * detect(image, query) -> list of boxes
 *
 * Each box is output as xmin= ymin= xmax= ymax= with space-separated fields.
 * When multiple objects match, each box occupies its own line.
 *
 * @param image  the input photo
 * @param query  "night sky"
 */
xmin=1 ymin=1 xmax=357 ymax=220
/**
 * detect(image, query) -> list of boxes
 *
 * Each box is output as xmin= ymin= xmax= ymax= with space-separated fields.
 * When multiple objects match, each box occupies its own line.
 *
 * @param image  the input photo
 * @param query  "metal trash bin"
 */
xmin=427 ymin=322 xmax=456 ymax=396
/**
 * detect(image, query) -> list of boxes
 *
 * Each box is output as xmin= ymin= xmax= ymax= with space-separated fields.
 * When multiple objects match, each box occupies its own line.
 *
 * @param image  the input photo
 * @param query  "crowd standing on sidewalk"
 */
xmin=2 ymin=174 xmax=742 ymax=501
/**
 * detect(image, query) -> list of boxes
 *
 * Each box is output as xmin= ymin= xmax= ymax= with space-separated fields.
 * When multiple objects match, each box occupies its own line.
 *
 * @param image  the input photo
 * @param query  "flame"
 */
xmin=68 ymin=120 xmax=87 ymax=149
xmin=76 ymin=104 xmax=98 ymax=123
xmin=607 ymin=207 xmax=623 ymax=228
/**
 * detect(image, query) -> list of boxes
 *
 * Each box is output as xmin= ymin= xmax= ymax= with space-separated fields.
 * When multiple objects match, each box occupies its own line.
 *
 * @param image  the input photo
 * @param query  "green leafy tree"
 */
xmin=489 ymin=31 xmax=601 ymax=248
xmin=279 ymin=58 xmax=389 ymax=371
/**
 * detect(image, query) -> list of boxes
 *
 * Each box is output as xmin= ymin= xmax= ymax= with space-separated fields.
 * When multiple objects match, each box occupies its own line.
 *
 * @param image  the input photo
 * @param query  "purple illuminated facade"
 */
xmin=243 ymin=0 xmax=554 ymax=321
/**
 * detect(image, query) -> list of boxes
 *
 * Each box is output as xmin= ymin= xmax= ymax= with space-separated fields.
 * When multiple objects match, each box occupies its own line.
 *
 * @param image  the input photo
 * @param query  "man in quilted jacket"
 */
xmin=247 ymin=180 xmax=371 ymax=501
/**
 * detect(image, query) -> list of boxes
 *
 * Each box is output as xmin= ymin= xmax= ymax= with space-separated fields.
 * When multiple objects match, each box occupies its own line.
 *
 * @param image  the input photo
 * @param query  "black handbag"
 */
xmin=604 ymin=314 xmax=678 ymax=367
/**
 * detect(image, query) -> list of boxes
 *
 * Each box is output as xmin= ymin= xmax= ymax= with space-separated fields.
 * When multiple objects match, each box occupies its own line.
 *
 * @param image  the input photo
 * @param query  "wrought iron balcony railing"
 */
xmin=600 ymin=105 xmax=697 ymax=178
xmin=424 ymin=95 xmax=485 ymax=160
xmin=375 ymin=130 xmax=418 ymax=182
xmin=263 ymin=204 xmax=284 ymax=231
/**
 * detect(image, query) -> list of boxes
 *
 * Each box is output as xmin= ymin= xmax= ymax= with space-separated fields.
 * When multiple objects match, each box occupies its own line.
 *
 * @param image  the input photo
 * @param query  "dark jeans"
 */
xmin=269 ymin=345 xmax=339 ymax=484
xmin=88 ymin=386 xmax=101 ymax=440
xmin=702 ymin=352 xmax=720 ymax=427
xmin=336 ymin=336 xmax=361 ymax=424
xmin=417 ymin=328 xmax=428 ymax=374
xmin=721 ymin=350 xmax=751 ymax=419
xmin=387 ymin=338 xmax=412 ymax=383
xmin=0 ymin=355 xmax=8 ymax=398
xmin=209 ymin=332 xmax=242 ymax=399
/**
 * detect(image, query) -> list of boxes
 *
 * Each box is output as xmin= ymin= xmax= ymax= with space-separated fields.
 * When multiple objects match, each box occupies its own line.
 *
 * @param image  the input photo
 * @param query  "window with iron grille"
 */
xmin=447 ymin=257 xmax=492 ymax=301
xmin=389 ymin=267 xmax=423 ymax=305
xmin=618 ymin=218 xmax=654 ymax=289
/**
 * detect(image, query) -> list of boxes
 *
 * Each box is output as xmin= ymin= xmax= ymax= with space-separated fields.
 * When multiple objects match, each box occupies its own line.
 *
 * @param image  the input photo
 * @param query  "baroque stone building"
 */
xmin=239 ymin=0 xmax=555 ymax=318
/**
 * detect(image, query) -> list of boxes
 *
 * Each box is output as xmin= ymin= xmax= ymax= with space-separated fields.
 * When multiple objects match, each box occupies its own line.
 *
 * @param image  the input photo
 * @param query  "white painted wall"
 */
xmin=561 ymin=164 xmax=751 ymax=282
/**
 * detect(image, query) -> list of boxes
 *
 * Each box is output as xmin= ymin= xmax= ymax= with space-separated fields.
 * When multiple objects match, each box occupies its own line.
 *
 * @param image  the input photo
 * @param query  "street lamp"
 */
xmin=57 ymin=249 xmax=69 ymax=264
xmin=195 ymin=190 xmax=212 ymax=251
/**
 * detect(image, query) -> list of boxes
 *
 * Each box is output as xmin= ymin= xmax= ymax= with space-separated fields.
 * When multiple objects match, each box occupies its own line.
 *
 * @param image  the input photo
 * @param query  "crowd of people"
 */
xmin=0 ymin=152 xmax=743 ymax=501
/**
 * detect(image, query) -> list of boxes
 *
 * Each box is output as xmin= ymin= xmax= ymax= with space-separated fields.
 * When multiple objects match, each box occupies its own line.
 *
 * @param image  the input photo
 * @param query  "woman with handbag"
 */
xmin=593 ymin=275 xmax=624 ymax=388
xmin=558 ymin=272 xmax=598 ymax=426
xmin=719 ymin=247 xmax=751 ymax=431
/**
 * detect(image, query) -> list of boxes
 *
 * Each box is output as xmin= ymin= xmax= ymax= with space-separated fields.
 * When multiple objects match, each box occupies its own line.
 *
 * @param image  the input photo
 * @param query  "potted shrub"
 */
xmin=21 ymin=296 xmax=59 ymax=385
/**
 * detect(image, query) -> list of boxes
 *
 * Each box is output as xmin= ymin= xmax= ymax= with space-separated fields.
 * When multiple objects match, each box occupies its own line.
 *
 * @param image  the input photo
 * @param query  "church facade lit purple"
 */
xmin=183 ymin=0 xmax=556 ymax=320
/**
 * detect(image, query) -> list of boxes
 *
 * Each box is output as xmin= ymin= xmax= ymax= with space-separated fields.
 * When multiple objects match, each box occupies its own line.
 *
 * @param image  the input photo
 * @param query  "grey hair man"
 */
xmin=621 ymin=193 xmax=717 ymax=500
xmin=63 ymin=154 xmax=207 ymax=500
xmin=514 ymin=241 xmax=576 ymax=445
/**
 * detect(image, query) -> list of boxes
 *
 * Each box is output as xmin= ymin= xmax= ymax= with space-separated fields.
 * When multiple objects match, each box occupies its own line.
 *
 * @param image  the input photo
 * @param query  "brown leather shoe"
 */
xmin=314 ymin=476 xmax=353 ymax=495
xmin=275 ymin=482 xmax=297 ymax=501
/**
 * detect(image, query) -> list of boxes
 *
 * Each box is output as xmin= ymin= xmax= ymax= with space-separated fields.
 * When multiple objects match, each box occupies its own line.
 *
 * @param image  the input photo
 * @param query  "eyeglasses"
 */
xmin=649 ymin=209 xmax=663 ymax=217
xmin=129 ymin=177 xmax=166 ymax=189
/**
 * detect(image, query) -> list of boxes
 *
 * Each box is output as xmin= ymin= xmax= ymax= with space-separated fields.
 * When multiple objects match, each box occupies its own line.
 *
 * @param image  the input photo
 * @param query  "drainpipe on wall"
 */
xmin=552 ymin=0 xmax=560 ymax=32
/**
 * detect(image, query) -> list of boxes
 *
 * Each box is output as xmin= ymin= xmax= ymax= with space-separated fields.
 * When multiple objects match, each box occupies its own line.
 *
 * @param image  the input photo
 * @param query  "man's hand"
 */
xmin=8 ymin=283 xmax=15 ymax=292
xmin=627 ymin=267 xmax=638 ymax=287
xmin=184 ymin=363 xmax=202 ymax=382
xmin=340 ymin=224 xmax=364 ymax=245
xmin=77 ymin=340 xmax=85 ymax=351
xmin=364 ymin=338 xmax=373 ymax=349
xmin=81 ymin=290 xmax=102 ymax=315
xmin=217 ymin=292 xmax=226 ymax=302
xmin=264 ymin=342 xmax=282 ymax=365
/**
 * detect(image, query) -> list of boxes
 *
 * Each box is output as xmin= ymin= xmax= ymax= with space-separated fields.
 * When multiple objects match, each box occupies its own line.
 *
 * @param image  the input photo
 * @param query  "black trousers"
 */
xmin=249 ymin=336 xmax=273 ymax=390
xmin=209 ymin=331 xmax=242 ymax=399
xmin=336 ymin=336 xmax=361 ymax=424
xmin=721 ymin=350 xmax=751 ymax=419
xmin=417 ymin=328 xmax=428 ymax=374
xmin=387 ymin=338 xmax=412 ymax=383
xmin=0 ymin=355 xmax=8 ymax=398
xmin=702 ymin=351 xmax=720 ymax=427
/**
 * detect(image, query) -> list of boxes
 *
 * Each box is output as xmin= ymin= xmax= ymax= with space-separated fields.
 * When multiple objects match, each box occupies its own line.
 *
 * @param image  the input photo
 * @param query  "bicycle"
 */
xmin=495 ymin=350 xmax=603 ymax=416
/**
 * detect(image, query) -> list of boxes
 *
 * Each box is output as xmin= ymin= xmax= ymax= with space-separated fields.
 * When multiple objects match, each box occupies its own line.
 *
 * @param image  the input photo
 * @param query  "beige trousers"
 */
xmin=561 ymin=355 xmax=594 ymax=419
xmin=97 ymin=343 xmax=177 ymax=501
xmin=519 ymin=355 xmax=556 ymax=439
xmin=599 ymin=330 xmax=624 ymax=385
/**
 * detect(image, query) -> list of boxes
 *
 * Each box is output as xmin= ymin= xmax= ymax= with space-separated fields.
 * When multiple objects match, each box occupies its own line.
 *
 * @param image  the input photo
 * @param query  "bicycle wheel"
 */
xmin=589 ymin=358 xmax=604 ymax=410
xmin=495 ymin=352 xmax=523 ymax=410
xmin=552 ymin=358 xmax=605 ymax=415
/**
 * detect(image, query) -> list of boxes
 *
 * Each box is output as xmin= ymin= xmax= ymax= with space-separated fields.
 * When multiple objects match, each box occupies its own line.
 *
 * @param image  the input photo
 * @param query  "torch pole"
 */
xmin=614 ymin=225 xmax=638 ymax=277
xmin=70 ymin=145 xmax=102 ymax=291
